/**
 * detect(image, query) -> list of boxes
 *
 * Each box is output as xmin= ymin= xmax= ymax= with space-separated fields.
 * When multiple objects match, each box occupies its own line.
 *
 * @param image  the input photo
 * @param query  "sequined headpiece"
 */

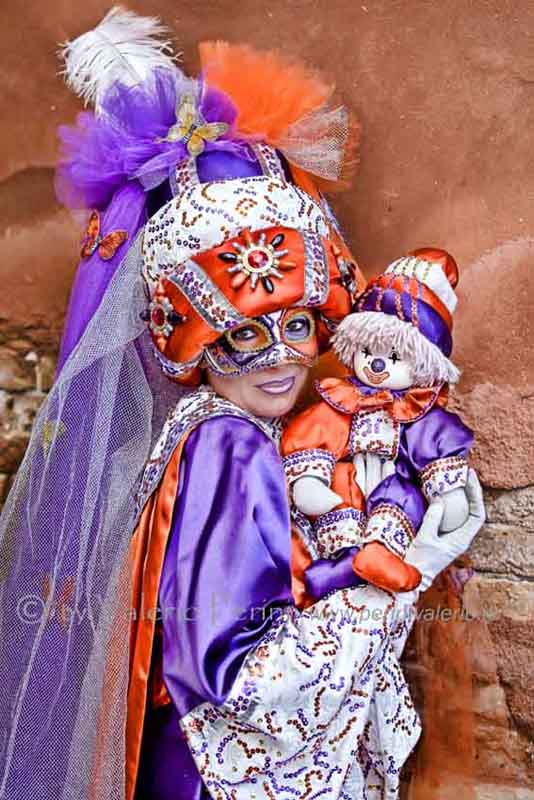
xmin=56 ymin=8 xmax=364 ymax=382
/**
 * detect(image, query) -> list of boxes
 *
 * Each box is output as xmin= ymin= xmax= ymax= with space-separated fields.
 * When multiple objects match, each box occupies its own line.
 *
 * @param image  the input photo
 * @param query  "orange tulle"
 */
xmin=200 ymin=41 xmax=332 ymax=141
xmin=199 ymin=41 xmax=359 ymax=189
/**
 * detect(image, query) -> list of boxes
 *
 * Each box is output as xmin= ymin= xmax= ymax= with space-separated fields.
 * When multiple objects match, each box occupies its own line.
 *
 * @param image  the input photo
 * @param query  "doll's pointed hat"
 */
xmin=57 ymin=8 xmax=364 ymax=383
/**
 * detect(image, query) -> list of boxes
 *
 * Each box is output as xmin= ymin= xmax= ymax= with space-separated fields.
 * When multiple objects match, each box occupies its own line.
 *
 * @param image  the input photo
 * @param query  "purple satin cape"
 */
xmin=136 ymin=415 xmax=364 ymax=799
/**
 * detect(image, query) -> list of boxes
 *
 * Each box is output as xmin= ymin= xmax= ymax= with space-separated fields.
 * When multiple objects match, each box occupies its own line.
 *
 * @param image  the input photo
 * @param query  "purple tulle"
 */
xmin=55 ymin=69 xmax=251 ymax=210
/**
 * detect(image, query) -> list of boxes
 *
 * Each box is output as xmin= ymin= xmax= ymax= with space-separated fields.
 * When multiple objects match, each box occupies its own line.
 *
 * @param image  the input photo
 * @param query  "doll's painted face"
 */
xmin=353 ymin=345 xmax=414 ymax=390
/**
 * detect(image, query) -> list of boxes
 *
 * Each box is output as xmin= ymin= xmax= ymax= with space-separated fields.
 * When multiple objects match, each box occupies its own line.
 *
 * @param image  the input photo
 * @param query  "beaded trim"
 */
xmin=419 ymin=455 xmax=469 ymax=501
xmin=172 ymin=156 xmax=200 ymax=197
xmin=313 ymin=506 xmax=367 ymax=558
xmin=251 ymin=142 xmax=287 ymax=180
xmin=283 ymin=447 xmax=336 ymax=487
xmin=152 ymin=345 xmax=202 ymax=380
xmin=349 ymin=409 xmax=400 ymax=460
xmin=168 ymin=259 xmax=247 ymax=332
xmin=363 ymin=503 xmax=416 ymax=559
xmin=300 ymin=231 xmax=330 ymax=307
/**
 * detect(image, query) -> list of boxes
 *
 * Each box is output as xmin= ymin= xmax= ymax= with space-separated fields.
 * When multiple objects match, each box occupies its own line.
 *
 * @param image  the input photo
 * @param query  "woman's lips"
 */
xmin=255 ymin=376 xmax=296 ymax=394
xmin=363 ymin=366 xmax=390 ymax=385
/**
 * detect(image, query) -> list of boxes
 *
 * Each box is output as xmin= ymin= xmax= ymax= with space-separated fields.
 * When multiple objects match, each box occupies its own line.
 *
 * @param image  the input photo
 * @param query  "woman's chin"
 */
xmin=252 ymin=389 xmax=298 ymax=418
xmin=207 ymin=363 xmax=309 ymax=418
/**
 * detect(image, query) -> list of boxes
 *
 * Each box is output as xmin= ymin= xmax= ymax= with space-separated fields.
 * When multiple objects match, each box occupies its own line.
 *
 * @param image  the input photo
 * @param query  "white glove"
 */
xmin=440 ymin=486 xmax=469 ymax=532
xmin=292 ymin=476 xmax=343 ymax=516
xmin=353 ymin=452 xmax=395 ymax=497
xmin=404 ymin=468 xmax=485 ymax=592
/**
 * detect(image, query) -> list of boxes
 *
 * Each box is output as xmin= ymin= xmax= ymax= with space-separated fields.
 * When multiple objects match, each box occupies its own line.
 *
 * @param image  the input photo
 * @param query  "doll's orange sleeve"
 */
xmin=281 ymin=400 xmax=351 ymax=488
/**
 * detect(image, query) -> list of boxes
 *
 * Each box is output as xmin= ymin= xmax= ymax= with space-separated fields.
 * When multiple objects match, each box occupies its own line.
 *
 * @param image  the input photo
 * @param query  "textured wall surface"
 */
xmin=1 ymin=1 xmax=533 ymax=796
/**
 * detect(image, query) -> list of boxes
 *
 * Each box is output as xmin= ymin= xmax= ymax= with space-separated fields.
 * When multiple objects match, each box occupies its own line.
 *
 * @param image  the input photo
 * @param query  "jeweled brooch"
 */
xmin=142 ymin=296 xmax=185 ymax=338
xmin=218 ymin=229 xmax=296 ymax=293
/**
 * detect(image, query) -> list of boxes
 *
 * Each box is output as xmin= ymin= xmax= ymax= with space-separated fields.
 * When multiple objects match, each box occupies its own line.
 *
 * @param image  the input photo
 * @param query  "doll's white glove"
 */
xmin=292 ymin=476 xmax=343 ymax=516
xmin=440 ymin=486 xmax=469 ymax=532
xmin=404 ymin=469 xmax=485 ymax=592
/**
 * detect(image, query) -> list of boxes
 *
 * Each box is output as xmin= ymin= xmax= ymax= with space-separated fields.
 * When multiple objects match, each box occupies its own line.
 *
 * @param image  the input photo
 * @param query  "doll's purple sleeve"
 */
xmin=365 ymin=473 xmax=427 ymax=556
xmin=403 ymin=406 xmax=474 ymax=501
xmin=304 ymin=547 xmax=366 ymax=599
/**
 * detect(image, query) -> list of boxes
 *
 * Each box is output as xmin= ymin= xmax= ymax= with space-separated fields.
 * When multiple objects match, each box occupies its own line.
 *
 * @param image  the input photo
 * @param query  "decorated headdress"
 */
xmin=333 ymin=247 xmax=461 ymax=385
xmin=56 ymin=7 xmax=363 ymax=382
xmin=0 ymin=10 xmax=362 ymax=799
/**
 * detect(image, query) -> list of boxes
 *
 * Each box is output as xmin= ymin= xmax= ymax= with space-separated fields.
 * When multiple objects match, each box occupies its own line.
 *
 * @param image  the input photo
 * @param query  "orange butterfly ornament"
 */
xmin=80 ymin=210 xmax=128 ymax=261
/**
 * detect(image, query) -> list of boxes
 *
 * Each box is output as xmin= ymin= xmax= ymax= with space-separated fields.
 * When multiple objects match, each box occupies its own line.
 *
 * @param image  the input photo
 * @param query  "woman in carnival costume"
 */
xmin=0 ymin=9 xmax=485 ymax=800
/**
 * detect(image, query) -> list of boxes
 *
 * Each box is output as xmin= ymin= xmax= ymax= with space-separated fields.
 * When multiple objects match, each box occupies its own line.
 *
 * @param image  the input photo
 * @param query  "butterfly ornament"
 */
xmin=157 ymin=93 xmax=229 ymax=157
xmin=80 ymin=210 xmax=128 ymax=261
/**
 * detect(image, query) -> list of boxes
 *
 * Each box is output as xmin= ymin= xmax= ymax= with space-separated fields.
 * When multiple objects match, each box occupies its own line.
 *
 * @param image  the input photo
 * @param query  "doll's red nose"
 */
xmin=370 ymin=358 xmax=386 ymax=373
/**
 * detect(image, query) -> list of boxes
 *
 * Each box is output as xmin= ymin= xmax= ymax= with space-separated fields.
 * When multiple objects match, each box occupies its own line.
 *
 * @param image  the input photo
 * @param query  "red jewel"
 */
xmin=151 ymin=306 xmax=166 ymax=327
xmin=247 ymin=250 xmax=270 ymax=270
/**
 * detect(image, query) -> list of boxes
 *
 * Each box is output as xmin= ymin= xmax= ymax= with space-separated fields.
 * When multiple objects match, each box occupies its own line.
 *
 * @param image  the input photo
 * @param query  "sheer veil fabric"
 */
xmin=0 ymin=237 xmax=185 ymax=800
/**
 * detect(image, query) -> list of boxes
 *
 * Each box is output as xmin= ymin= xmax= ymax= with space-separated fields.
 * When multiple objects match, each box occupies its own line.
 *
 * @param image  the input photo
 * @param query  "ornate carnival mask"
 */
xmin=203 ymin=308 xmax=319 ymax=376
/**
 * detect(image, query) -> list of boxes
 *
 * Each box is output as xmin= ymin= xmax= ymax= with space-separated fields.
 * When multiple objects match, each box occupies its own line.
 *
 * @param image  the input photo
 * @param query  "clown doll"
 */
xmin=282 ymin=248 xmax=475 ymax=593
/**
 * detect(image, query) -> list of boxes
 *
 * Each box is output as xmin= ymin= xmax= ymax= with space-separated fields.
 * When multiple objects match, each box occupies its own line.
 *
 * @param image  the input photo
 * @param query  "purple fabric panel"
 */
xmin=359 ymin=289 xmax=453 ymax=356
xmin=159 ymin=416 xmax=294 ymax=718
xmin=56 ymin=182 xmax=147 ymax=372
xmin=402 ymin=406 xmax=474 ymax=474
xmin=135 ymin=705 xmax=209 ymax=800
xmin=366 ymin=473 xmax=427 ymax=532
xmin=304 ymin=547 xmax=365 ymax=600
xmin=195 ymin=148 xmax=261 ymax=182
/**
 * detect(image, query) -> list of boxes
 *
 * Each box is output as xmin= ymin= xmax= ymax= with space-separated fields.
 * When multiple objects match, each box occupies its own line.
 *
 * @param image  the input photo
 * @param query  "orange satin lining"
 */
xmin=125 ymin=440 xmax=185 ymax=800
xmin=290 ymin=530 xmax=315 ymax=610
xmin=317 ymin=377 xmax=448 ymax=422
xmin=371 ymin=273 xmax=453 ymax=330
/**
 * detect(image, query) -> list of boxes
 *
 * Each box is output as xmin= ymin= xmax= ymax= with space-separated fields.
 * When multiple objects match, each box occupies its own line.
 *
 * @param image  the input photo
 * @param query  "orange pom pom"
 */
xmin=199 ymin=41 xmax=360 ymax=191
xmin=199 ymin=41 xmax=332 ymax=141
xmin=410 ymin=247 xmax=460 ymax=288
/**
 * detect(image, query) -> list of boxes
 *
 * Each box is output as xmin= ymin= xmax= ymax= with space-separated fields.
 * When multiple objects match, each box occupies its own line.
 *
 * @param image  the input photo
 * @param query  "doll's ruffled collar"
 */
xmin=314 ymin=376 xmax=448 ymax=423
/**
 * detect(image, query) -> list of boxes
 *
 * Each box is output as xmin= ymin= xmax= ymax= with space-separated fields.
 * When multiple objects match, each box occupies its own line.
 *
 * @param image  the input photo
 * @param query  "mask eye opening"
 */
xmin=281 ymin=308 xmax=316 ymax=344
xmin=224 ymin=318 xmax=274 ymax=354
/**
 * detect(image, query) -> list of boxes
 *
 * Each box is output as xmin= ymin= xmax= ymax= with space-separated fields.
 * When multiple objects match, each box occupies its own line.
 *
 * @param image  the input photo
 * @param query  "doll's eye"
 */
xmin=390 ymin=351 xmax=400 ymax=363
xmin=362 ymin=347 xmax=371 ymax=358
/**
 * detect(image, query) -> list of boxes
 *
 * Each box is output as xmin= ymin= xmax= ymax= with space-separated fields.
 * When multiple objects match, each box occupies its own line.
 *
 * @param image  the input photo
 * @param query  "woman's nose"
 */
xmin=370 ymin=357 xmax=386 ymax=373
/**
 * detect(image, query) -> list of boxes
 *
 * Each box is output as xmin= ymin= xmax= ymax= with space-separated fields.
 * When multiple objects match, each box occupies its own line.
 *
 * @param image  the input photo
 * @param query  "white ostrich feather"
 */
xmin=59 ymin=6 xmax=179 ymax=111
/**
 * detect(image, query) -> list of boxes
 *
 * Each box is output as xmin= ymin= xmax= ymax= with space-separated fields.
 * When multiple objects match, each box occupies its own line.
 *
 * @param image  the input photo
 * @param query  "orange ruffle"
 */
xmin=316 ymin=376 xmax=448 ymax=422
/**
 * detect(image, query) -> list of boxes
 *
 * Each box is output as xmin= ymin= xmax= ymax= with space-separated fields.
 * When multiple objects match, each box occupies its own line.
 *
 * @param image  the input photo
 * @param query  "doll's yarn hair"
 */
xmin=333 ymin=311 xmax=460 ymax=386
